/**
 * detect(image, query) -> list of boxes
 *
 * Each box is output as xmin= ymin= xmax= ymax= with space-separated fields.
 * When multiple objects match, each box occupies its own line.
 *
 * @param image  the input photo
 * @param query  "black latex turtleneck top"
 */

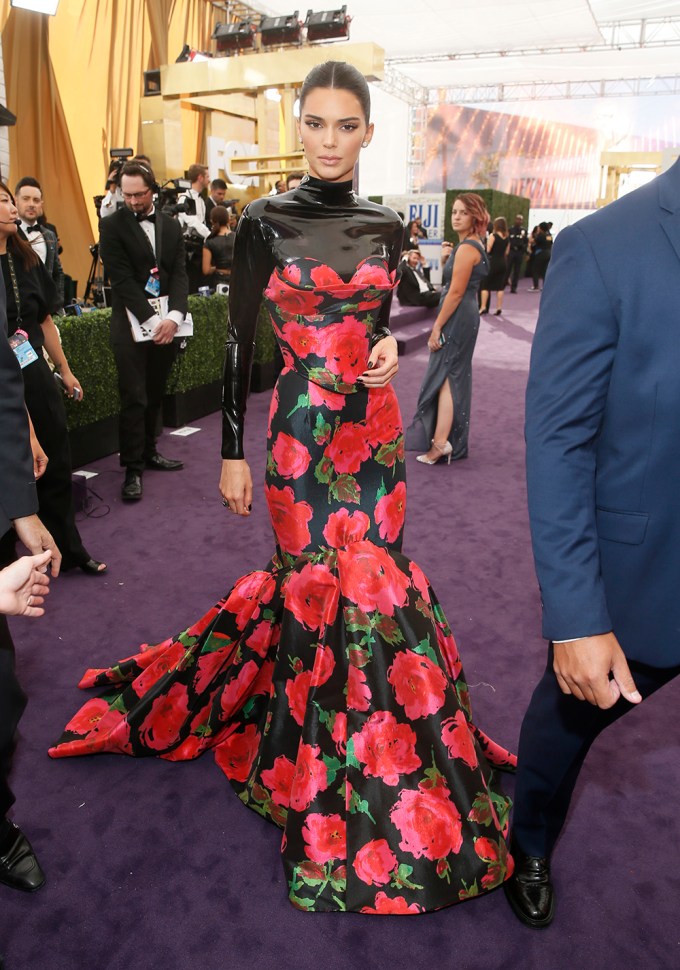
xmin=221 ymin=175 xmax=404 ymax=459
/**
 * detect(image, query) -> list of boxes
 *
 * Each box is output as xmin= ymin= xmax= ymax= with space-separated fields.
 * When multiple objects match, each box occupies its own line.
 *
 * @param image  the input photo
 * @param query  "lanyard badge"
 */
xmin=145 ymin=266 xmax=161 ymax=297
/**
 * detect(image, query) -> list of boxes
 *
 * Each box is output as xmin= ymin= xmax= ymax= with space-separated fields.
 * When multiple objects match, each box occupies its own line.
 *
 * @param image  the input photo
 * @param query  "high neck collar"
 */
xmin=295 ymin=174 xmax=355 ymax=204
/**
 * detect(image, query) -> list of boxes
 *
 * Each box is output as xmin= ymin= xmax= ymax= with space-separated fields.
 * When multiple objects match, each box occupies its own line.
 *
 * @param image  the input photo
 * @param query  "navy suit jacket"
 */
xmin=525 ymin=156 xmax=680 ymax=667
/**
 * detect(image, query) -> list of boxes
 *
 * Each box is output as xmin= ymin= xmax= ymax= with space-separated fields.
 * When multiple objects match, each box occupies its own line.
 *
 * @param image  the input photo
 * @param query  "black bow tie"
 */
xmin=135 ymin=212 xmax=156 ymax=223
xmin=24 ymin=224 xmax=41 ymax=234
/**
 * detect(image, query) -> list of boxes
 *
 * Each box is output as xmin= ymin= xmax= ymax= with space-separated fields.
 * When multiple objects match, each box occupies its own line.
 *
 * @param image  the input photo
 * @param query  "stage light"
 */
xmin=212 ymin=20 xmax=256 ymax=54
xmin=10 ymin=0 xmax=59 ymax=12
xmin=260 ymin=11 xmax=302 ymax=48
xmin=305 ymin=6 xmax=350 ymax=43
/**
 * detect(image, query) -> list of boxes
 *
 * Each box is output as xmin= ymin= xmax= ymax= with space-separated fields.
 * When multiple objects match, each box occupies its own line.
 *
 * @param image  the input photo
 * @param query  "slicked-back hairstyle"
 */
xmin=211 ymin=178 xmax=228 ymax=191
xmin=15 ymin=176 xmax=42 ymax=196
xmin=455 ymin=193 xmax=490 ymax=236
xmin=300 ymin=60 xmax=370 ymax=123
xmin=120 ymin=161 xmax=156 ymax=188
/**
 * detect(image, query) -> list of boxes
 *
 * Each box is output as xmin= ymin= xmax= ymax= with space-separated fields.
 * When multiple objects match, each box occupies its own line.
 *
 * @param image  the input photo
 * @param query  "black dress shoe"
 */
xmin=144 ymin=452 xmax=184 ymax=472
xmin=122 ymin=471 xmax=143 ymax=501
xmin=504 ymin=843 xmax=555 ymax=928
xmin=0 ymin=821 xmax=46 ymax=893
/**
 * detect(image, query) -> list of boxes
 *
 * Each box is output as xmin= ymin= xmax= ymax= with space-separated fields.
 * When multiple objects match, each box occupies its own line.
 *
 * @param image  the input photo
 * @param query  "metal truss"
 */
xmin=429 ymin=76 xmax=680 ymax=104
xmin=374 ymin=65 xmax=427 ymax=104
xmin=387 ymin=16 xmax=680 ymax=63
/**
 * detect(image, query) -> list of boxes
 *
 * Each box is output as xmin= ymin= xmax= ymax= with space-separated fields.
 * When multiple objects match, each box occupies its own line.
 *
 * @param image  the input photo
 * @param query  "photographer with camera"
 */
xmin=176 ymin=164 xmax=211 ymax=293
xmin=99 ymin=160 xmax=189 ymax=502
xmin=99 ymin=158 xmax=126 ymax=220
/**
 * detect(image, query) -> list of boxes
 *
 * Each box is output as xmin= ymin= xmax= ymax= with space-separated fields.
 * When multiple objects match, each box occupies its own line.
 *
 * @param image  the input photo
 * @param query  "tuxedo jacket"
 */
xmin=98 ymin=206 xmax=188 ymax=344
xmin=396 ymin=263 xmax=435 ymax=306
xmin=525 ymin=156 xmax=680 ymax=667
xmin=18 ymin=225 xmax=64 ymax=313
xmin=0 ymin=275 xmax=38 ymax=536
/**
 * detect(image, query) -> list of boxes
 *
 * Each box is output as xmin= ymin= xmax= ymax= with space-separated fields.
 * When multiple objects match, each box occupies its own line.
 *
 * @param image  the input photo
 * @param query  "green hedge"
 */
xmin=59 ymin=293 xmax=277 ymax=430
xmin=444 ymin=189 xmax=530 ymax=242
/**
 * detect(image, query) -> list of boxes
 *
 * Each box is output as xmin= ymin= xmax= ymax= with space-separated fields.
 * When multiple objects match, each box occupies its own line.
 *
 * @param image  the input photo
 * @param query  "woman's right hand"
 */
xmin=219 ymin=459 xmax=253 ymax=516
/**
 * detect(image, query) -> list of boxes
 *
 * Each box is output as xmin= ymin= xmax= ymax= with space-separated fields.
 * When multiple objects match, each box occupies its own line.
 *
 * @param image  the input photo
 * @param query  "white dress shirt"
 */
xmin=177 ymin=188 xmax=210 ymax=240
xmin=135 ymin=207 xmax=183 ymax=331
xmin=20 ymin=220 xmax=47 ymax=264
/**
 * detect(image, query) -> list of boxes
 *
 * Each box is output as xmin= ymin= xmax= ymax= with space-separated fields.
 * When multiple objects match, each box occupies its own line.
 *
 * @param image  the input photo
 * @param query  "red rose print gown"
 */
xmin=50 ymin=176 xmax=516 ymax=914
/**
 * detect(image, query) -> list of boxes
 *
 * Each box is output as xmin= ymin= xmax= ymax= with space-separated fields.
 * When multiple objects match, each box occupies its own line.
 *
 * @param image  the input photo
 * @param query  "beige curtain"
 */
xmin=0 ymin=0 xmax=219 ymax=290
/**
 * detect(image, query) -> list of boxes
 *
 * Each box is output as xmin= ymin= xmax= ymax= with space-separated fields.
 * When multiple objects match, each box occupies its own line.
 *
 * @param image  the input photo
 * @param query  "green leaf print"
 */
xmin=330 ymin=474 xmax=361 ymax=504
xmin=287 ymin=392 xmax=310 ymax=418
xmin=312 ymin=412 xmax=332 ymax=446
xmin=412 ymin=637 xmax=438 ymax=664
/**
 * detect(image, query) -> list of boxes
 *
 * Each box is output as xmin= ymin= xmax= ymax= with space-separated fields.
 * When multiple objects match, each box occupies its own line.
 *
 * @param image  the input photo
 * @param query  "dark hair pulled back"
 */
xmin=300 ymin=61 xmax=371 ymax=123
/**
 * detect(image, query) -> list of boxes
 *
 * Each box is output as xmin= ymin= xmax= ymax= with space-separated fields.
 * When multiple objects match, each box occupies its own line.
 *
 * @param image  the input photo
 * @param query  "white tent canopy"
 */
xmin=254 ymin=1 xmax=680 ymax=90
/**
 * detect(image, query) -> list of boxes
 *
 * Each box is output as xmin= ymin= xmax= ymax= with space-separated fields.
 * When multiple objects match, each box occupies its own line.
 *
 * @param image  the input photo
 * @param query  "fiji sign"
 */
xmin=383 ymin=194 xmax=446 ymax=241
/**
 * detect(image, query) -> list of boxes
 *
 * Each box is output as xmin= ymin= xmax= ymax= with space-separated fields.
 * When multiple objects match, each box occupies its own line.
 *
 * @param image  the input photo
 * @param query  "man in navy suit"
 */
xmin=505 ymin=155 xmax=680 ymax=927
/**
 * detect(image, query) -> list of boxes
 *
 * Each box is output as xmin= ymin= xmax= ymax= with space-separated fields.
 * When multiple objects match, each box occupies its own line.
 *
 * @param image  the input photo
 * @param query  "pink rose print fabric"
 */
xmin=49 ymin=255 xmax=515 ymax=914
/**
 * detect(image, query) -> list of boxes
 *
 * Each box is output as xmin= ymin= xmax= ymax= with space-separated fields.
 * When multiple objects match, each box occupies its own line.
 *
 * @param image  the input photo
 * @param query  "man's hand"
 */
xmin=29 ymin=431 xmax=49 ymax=480
xmin=553 ymin=632 xmax=642 ymax=709
xmin=361 ymin=336 xmax=399 ymax=387
xmin=219 ymin=459 xmax=253 ymax=517
xmin=12 ymin=514 xmax=61 ymax=577
xmin=153 ymin=319 xmax=179 ymax=345
xmin=0 ymin=550 xmax=51 ymax=617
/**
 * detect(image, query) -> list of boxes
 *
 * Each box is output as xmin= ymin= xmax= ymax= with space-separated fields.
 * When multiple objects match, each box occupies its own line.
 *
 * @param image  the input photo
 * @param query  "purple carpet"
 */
xmin=3 ymin=288 xmax=678 ymax=969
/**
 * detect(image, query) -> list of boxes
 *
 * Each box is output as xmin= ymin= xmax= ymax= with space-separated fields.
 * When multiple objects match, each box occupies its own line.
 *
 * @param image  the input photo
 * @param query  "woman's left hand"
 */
xmin=427 ymin=328 xmax=443 ymax=353
xmin=361 ymin=336 xmax=399 ymax=386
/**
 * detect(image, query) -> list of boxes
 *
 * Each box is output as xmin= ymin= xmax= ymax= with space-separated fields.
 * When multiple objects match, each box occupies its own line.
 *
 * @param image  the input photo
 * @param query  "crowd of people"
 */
xmin=1 ymin=56 xmax=678 ymax=956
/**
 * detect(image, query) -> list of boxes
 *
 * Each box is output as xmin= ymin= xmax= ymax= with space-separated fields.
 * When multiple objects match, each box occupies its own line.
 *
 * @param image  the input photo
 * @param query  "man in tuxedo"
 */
xmin=177 ymin=163 xmax=211 ymax=293
xmin=396 ymin=250 xmax=439 ymax=308
xmin=0 ymin=271 xmax=60 ymax=895
xmin=99 ymin=161 xmax=188 ymax=502
xmin=205 ymin=178 xmax=228 ymax=226
xmin=14 ymin=177 xmax=64 ymax=313
xmin=505 ymin=156 xmax=680 ymax=927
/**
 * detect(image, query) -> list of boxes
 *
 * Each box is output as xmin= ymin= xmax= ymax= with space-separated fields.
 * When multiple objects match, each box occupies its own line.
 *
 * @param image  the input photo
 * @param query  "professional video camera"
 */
xmin=157 ymin=178 xmax=192 ymax=216
xmin=105 ymin=147 xmax=135 ymax=189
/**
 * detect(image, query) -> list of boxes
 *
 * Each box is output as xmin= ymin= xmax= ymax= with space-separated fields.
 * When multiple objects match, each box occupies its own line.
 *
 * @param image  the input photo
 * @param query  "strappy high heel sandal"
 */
xmin=416 ymin=440 xmax=454 ymax=465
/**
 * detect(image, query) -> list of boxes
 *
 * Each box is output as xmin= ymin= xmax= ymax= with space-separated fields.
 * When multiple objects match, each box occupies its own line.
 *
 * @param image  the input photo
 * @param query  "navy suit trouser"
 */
xmin=513 ymin=645 xmax=680 ymax=858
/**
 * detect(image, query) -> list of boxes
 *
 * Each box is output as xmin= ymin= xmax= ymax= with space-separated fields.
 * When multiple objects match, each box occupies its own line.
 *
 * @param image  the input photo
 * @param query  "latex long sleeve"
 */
xmin=220 ymin=177 xmax=404 ymax=459
xmin=221 ymin=208 xmax=273 ymax=459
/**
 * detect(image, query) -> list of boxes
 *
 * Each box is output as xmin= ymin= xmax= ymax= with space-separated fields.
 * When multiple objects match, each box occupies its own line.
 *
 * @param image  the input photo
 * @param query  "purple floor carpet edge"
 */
xmin=2 ymin=288 xmax=679 ymax=970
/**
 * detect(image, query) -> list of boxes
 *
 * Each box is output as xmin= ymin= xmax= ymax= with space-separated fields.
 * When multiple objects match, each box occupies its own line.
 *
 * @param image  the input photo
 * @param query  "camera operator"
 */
xmin=176 ymin=164 xmax=211 ymax=293
xmin=99 ymin=161 xmax=189 ymax=502
xmin=99 ymin=157 xmax=126 ymax=220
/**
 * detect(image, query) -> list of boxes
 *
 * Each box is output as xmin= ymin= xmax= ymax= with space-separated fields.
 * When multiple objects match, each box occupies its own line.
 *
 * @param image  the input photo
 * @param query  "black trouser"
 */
xmin=0 ymin=536 xmax=27 ymax=820
xmin=417 ymin=290 xmax=440 ymax=309
xmin=513 ymin=645 xmax=680 ymax=858
xmin=532 ymin=251 xmax=552 ymax=288
xmin=506 ymin=250 xmax=524 ymax=291
xmin=22 ymin=357 xmax=88 ymax=570
xmin=112 ymin=336 xmax=179 ymax=473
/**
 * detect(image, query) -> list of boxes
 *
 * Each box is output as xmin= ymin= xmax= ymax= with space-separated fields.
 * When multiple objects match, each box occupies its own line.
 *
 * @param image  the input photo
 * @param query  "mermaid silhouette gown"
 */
xmin=50 ymin=176 xmax=515 ymax=915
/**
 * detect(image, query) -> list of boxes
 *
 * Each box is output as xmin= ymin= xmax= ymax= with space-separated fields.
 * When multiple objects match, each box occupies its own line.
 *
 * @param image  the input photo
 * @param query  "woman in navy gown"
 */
xmin=51 ymin=63 xmax=514 ymax=915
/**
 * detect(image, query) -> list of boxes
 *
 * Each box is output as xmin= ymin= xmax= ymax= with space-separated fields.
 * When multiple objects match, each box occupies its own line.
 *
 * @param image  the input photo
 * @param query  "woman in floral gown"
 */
xmin=50 ymin=61 xmax=515 ymax=915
